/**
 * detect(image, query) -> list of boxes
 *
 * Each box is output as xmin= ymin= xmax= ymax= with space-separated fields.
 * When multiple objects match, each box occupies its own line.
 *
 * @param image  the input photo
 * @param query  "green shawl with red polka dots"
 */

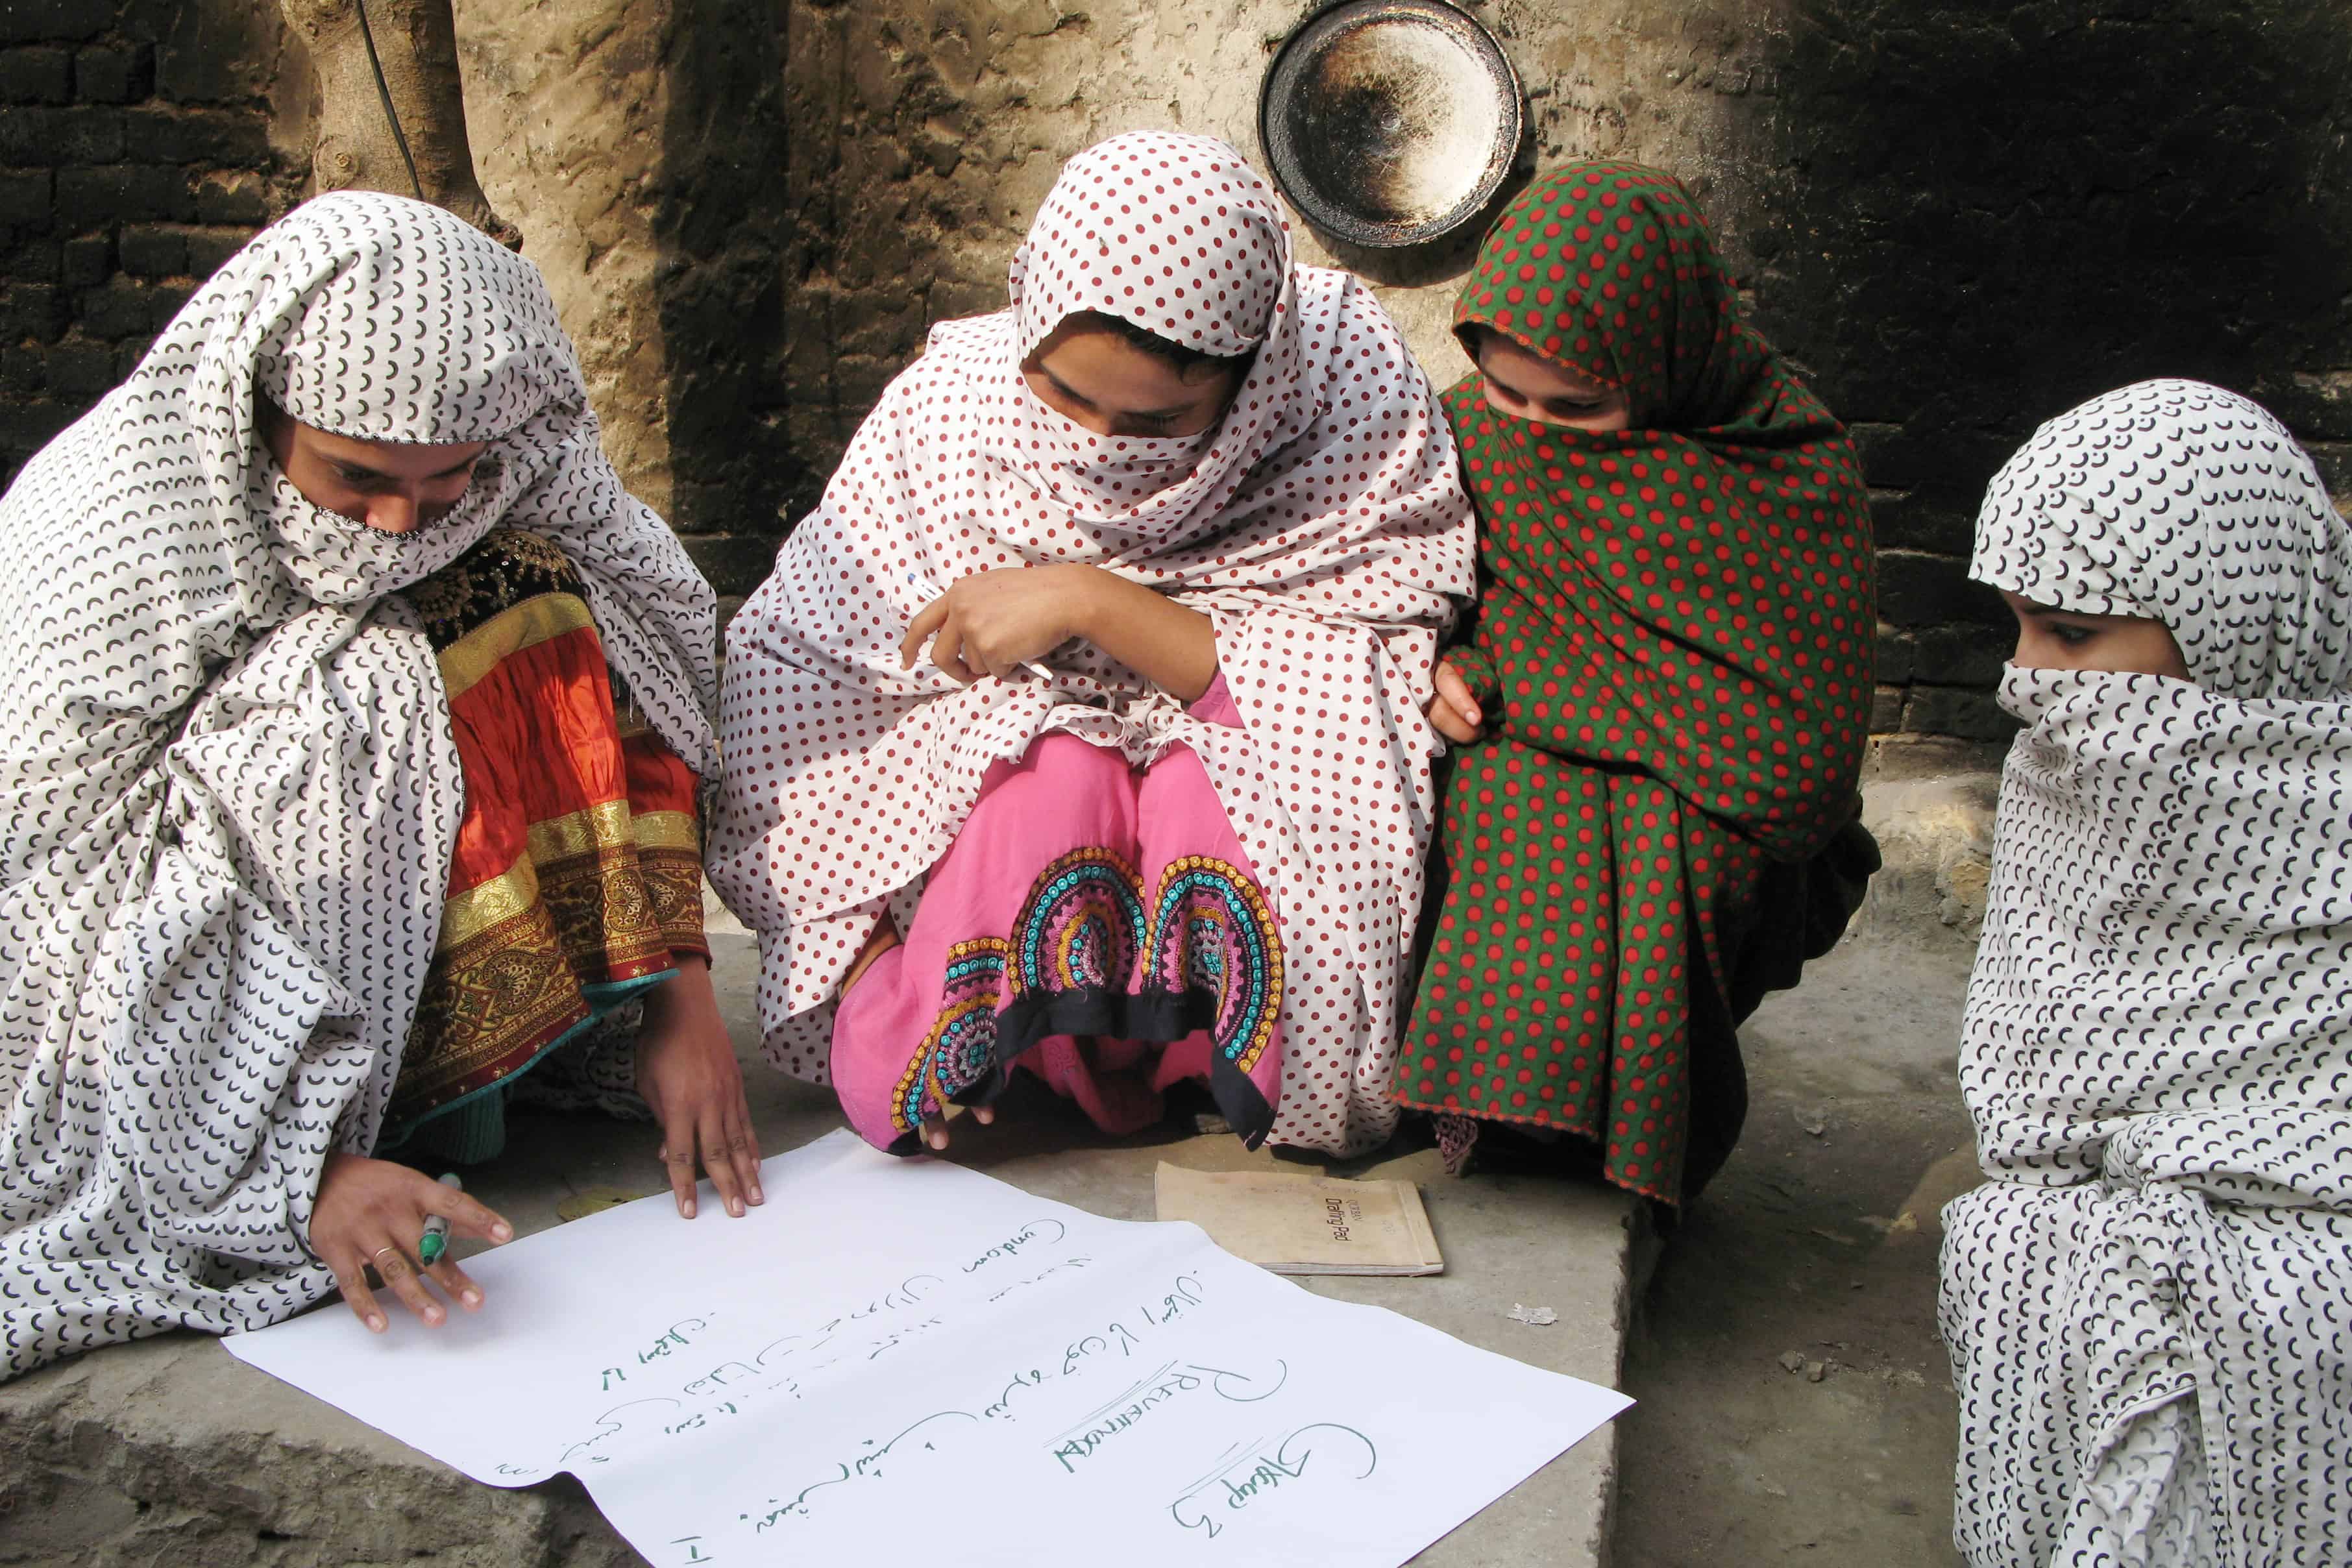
xmin=1397 ymin=163 xmax=1874 ymax=1202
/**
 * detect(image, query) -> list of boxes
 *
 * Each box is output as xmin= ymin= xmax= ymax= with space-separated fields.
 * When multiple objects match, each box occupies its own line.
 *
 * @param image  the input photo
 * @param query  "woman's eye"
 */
xmin=2046 ymin=622 xmax=2096 ymax=646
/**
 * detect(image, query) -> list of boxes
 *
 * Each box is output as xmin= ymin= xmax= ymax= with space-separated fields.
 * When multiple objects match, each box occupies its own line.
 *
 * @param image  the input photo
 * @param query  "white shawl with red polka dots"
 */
xmin=709 ymin=132 xmax=1475 ymax=1153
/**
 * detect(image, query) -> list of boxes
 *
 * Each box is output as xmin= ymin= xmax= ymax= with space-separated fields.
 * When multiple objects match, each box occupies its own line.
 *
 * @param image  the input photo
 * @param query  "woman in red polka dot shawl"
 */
xmin=707 ymin=132 xmax=1476 ymax=1158
xmin=1401 ymin=163 xmax=1878 ymax=1204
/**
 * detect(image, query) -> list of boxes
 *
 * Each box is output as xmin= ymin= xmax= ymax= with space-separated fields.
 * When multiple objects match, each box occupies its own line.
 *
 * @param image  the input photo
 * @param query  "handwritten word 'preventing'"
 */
xmin=1050 ymin=1358 xmax=1293 ymax=1473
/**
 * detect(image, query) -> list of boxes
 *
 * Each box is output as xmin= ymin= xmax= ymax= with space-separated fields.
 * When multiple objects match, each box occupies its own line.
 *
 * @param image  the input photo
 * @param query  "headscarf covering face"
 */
xmin=230 ymin=199 xmax=574 ymax=608
xmin=1941 ymin=379 xmax=2352 ymax=1565
xmin=1960 ymin=376 xmax=2352 ymax=1184
xmin=1003 ymin=140 xmax=1294 ymax=518
xmin=1399 ymin=162 xmax=1876 ymax=1203
xmin=1459 ymin=160 xmax=1780 ymax=433
xmin=709 ymin=131 xmax=1476 ymax=1156
xmin=1972 ymin=376 xmax=2352 ymax=703
xmin=1445 ymin=160 xmax=1876 ymax=855
xmin=0 ymin=191 xmax=715 ymax=1378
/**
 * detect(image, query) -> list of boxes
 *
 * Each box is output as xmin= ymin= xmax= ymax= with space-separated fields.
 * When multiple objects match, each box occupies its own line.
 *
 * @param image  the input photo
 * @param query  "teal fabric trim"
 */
xmin=376 ymin=966 xmax=678 ymax=1164
xmin=582 ymin=969 xmax=672 ymax=1011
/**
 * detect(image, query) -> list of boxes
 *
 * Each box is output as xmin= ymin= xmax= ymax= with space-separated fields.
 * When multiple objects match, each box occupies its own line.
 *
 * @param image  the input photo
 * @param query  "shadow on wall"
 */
xmin=1746 ymin=0 xmax=2352 ymax=744
xmin=658 ymin=0 xmax=798 ymax=603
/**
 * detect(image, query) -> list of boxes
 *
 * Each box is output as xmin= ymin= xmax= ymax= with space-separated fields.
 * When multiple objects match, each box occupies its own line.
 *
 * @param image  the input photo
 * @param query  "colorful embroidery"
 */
xmin=1011 ymin=847 xmax=1147 ymax=996
xmin=1145 ymin=855 xmax=1282 ymax=1077
xmin=899 ymin=848 xmax=1282 ymax=1144
xmin=409 ymin=526 xmax=582 ymax=647
xmin=892 ymin=938 xmax=1012 ymax=1137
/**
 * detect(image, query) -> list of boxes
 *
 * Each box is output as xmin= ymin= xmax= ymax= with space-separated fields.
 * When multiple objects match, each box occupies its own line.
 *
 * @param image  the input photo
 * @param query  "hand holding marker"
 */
xmin=417 ymin=1171 xmax=463 ymax=1265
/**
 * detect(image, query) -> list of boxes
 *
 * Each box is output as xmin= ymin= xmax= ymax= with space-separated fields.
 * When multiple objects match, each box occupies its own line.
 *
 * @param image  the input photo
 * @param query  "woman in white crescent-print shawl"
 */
xmin=1941 ymin=378 xmax=2352 ymax=1565
xmin=0 ymin=192 xmax=717 ymax=1380
xmin=707 ymin=132 xmax=1475 ymax=1156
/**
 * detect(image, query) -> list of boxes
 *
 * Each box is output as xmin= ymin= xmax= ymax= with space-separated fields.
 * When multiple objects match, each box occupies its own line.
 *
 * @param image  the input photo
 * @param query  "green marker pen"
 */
xmin=418 ymin=1171 xmax=463 ymax=1266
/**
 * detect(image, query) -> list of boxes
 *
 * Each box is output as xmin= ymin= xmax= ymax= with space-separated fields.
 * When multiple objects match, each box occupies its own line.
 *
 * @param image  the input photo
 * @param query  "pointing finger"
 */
xmin=901 ymin=598 xmax=949 ymax=668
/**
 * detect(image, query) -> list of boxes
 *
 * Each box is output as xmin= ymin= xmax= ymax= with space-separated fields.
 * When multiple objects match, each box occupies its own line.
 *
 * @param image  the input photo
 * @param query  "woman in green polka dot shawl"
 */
xmin=1399 ymin=162 xmax=1878 ymax=1204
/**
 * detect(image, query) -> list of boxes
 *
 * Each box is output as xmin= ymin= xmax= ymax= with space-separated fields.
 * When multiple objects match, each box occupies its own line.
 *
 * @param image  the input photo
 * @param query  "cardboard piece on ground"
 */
xmin=1153 ymin=1162 xmax=1444 ymax=1276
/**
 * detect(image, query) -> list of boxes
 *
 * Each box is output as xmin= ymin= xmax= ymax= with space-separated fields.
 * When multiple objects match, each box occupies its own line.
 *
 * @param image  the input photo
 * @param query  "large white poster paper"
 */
xmin=226 ymin=1132 xmax=1629 ymax=1567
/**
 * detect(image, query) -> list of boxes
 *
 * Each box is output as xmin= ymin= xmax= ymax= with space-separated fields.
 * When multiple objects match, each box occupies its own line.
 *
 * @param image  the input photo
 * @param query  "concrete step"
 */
xmin=1854 ymin=771 xmax=2001 ymax=944
xmin=1 ymin=931 xmax=1641 ymax=1567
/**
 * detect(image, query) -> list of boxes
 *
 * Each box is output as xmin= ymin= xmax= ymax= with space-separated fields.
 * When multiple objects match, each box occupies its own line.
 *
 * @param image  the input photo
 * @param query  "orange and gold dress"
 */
xmin=380 ymin=529 xmax=707 ymax=1162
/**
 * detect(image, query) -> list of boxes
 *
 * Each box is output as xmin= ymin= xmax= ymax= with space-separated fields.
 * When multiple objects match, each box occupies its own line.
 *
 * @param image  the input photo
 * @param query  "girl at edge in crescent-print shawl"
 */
xmin=706 ymin=131 xmax=1476 ymax=1158
xmin=0 ymin=191 xmax=717 ymax=1380
xmin=1395 ymin=161 xmax=1878 ymax=1204
xmin=1941 ymin=378 xmax=2352 ymax=1567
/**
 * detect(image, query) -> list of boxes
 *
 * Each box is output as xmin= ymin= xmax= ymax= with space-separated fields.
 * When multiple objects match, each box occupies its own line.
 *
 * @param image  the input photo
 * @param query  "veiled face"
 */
xmin=1021 ymin=322 xmax=1245 ymax=439
xmin=1473 ymin=330 xmax=1632 ymax=434
xmin=2002 ymin=591 xmax=2190 ymax=680
xmin=260 ymin=398 xmax=487 ymax=535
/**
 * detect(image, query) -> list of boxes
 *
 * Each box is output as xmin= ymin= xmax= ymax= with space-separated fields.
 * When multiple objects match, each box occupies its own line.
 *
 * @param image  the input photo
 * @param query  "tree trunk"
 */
xmin=279 ymin=0 xmax=519 ymax=247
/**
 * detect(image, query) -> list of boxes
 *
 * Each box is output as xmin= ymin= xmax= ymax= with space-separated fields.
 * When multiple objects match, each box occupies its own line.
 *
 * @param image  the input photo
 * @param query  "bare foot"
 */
xmin=840 ymin=913 xmax=901 ymax=995
xmin=920 ymin=1102 xmax=997 ymax=1152
xmin=837 ymin=915 xmax=999 ymax=1151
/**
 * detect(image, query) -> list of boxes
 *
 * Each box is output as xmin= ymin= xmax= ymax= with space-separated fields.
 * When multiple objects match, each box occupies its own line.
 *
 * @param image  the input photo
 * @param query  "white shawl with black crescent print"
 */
xmin=1939 ymin=378 xmax=2352 ymax=1567
xmin=0 ymin=191 xmax=715 ymax=1380
xmin=707 ymin=132 xmax=1476 ymax=1155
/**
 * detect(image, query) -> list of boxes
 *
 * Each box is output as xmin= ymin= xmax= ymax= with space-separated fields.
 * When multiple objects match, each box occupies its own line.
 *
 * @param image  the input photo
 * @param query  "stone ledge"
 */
xmin=1856 ymin=772 xmax=1999 ymax=942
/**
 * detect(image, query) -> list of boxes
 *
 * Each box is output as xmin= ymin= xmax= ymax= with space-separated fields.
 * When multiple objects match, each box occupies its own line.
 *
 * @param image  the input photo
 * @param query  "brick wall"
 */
xmin=770 ymin=0 xmax=2352 ymax=758
xmin=1741 ymin=0 xmax=2352 ymax=750
xmin=12 ymin=1 xmax=2349 ymax=758
xmin=0 ymin=0 xmax=292 ymax=480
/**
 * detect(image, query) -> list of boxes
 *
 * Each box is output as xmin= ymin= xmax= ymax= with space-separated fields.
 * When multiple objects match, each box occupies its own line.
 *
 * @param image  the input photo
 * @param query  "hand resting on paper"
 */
xmin=312 ymin=1152 xmax=513 ymax=1334
xmin=635 ymin=953 xmax=766 ymax=1219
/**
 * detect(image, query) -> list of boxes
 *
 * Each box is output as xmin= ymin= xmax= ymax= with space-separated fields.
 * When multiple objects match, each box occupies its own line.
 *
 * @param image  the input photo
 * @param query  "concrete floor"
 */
xmin=0 ymin=929 xmax=1644 ymax=1567
xmin=1612 ymin=928 xmax=1979 ymax=1566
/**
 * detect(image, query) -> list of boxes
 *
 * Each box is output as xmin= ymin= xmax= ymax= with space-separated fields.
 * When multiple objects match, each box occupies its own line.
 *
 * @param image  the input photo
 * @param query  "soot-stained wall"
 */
xmin=1743 ymin=0 xmax=2352 ymax=742
xmin=767 ymin=0 xmax=2352 ymax=757
xmin=10 ymin=2 xmax=2349 ymax=756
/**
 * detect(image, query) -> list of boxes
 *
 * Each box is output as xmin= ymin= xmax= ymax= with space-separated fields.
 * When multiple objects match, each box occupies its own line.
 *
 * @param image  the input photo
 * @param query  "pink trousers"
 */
xmin=831 ymin=678 xmax=1283 ymax=1155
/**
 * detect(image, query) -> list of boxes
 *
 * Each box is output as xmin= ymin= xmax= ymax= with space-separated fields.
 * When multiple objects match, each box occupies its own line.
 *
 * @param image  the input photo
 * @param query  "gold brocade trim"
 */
xmin=434 ymin=799 xmax=697 ymax=957
xmin=631 ymin=810 xmax=701 ymax=853
xmin=397 ymin=901 xmax=590 ymax=1113
xmin=437 ymin=857 xmax=545 ymax=953
xmin=437 ymin=593 xmax=598 ymax=704
xmin=524 ymin=796 xmax=637 ymax=864
xmin=539 ymin=841 xmax=670 ymax=975
xmin=485 ymin=528 xmax=571 ymax=573
xmin=641 ymin=847 xmax=708 ymax=951
xmin=397 ymin=843 xmax=686 ymax=1116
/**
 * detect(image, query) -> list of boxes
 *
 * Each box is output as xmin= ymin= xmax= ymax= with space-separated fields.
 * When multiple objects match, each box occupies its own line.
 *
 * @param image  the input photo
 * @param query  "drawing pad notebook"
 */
xmin=1153 ymin=1164 xmax=1444 ymax=1276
